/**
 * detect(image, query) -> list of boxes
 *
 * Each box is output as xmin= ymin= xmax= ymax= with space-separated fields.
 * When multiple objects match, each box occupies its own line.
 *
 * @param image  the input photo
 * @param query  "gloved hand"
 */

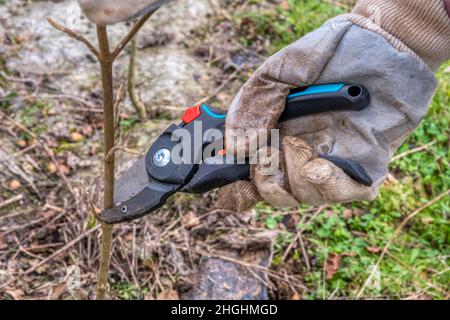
xmin=77 ymin=0 xmax=170 ymax=25
xmin=219 ymin=0 xmax=450 ymax=212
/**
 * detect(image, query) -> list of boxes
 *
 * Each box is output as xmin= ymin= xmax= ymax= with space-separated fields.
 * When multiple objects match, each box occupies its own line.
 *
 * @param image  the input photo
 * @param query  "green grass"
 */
xmin=238 ymin=0 xmax=449 ymax=299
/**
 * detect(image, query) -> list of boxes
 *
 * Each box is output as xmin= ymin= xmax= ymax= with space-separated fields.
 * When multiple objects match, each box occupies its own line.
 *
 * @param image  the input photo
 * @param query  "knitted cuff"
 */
xmin=352 ymin=0 xmax=450 ymax=71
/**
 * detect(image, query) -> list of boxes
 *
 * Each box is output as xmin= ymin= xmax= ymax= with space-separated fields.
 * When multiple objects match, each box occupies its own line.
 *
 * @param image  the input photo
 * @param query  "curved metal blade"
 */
xmin=102 ymin=181 xmax=180 ymax=224
xmin=114 ymin=156 xmax=150 ymax=205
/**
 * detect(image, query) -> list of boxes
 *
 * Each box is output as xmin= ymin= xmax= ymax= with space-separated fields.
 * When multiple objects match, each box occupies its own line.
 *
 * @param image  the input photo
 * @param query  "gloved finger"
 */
xmin=300 ymin=158 xmax=378 ymax=204
xmin=78 ymin=0 xmax=170 ymax=25
xmin=252 ymin=147 xmax=299 ymax=208
xmin=283 ymin=136 xmax=325 ymax=205
xmin=216 ymin=181 xmax=260 ymax=212
xmin=283 ymin=133 xmax=379 ymax=206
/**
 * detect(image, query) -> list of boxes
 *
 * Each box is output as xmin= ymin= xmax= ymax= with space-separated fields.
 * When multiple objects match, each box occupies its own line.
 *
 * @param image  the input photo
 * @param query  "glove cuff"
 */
xmin=352 ymin=0 xmax=450 ymax=71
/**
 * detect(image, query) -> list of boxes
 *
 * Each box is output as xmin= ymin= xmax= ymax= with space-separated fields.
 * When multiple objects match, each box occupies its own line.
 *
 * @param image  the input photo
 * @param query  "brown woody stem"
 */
xmin=48 ymin=5 xmax=163 ymax=300
xmin=128 ymin=39 xmax=147 ymax=120
xmin=95 ymin=25 xmax=115 ymax=300
xmin=47 ymin=18 xmax=100 ymax=59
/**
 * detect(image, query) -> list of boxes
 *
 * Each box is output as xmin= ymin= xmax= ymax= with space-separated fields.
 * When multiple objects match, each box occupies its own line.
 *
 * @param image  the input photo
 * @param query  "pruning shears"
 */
xmin=101 ymin=83 xmax=372 ymax=224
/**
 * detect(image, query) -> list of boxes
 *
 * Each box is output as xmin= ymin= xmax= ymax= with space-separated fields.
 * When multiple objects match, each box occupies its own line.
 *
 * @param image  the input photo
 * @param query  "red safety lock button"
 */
xmin=181 ymin=105 xmax=201 ymax=124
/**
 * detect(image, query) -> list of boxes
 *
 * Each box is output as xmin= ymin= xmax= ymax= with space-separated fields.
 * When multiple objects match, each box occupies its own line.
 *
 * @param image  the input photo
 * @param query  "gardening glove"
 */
xmin=77 ymin=0 xmax=171 ymax=25
xmin=218 ymin=0 xmax=450 ymax=212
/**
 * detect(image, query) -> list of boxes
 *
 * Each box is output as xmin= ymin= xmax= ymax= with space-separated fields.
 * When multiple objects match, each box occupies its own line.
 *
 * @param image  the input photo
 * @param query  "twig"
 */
xmin=357 ymin=189 xmax=450 ymax=298
xmin=390 ymin=140 xmax=437 ymax=162
xmin=111 ymin=5 xmax=164 ymax=60
xmin=47 ymin=18 xmax=100 ymax=59
xmin=0 ymin=194 xmax=24 ymax=211
xmin=0 ymin=226 xmax=100 ymax=290
xmin=128 ymin=39 xmax=147 ymax=120
xmin=113 ymin=82 xmax=126 ymax=133
xmin=3 ymin=113 xmax=77 ymax=204
xmin=43 ymin=93 xmax=99 ymax=110
xmin=2 ymin=210 xmax=59 ymax=235
xmin=104 ymin=146 xmax=143 ymax=162
xmin=384 ymin=251 xmax=447 ymax=295
xmin=282 ymin=205 xmax=328 ymax=262
xmin=298 ymin=234 xmax=311 ymax=271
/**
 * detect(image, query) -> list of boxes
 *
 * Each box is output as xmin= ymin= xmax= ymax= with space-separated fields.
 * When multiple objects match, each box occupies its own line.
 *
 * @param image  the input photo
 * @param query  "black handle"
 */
xmin=280 ymin=84 xmax=370 ymax=122
xmin=184 ymin=84 xmax=373 ymax=193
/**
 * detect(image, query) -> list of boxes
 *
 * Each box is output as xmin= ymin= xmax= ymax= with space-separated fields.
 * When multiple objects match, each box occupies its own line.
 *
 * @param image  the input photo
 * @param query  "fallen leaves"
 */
xmin=47 ymin=162 xmax=58 ymax=174
xmin=182 ymin=212 xmax=201 ymax=229
xmin=325 ymin=252 xmax=356 ymax=280
xmin=8 ymin=179 xmax=22 ymax=190
xmin=48 ymin=283 xmax=66 ymax=300
xmin=365 ymin=246 xmax=382 ymax=254
xmin=70 ymin=132 xmax=84 ymax=143
xmin=0 ymin=233 xmax=6 ymax=251
xmin=16 ymin=139 xmax=27 ymax=148
xmin=4 ymin=287 xmax=25 ymax=300
xmin=156 ymin=290 xmax=179 ymax=300
xmin=280 ymin=0 xmax=290 ymax=10
xmin=290 ymin=292 xmax=301 ymax=300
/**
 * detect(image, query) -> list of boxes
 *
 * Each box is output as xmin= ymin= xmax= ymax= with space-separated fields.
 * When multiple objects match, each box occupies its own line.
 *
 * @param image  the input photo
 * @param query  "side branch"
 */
xmin=47 ymin=18 xmax=100 ymax=60
xmin=111 ymin=4 xmax=164 ymax=60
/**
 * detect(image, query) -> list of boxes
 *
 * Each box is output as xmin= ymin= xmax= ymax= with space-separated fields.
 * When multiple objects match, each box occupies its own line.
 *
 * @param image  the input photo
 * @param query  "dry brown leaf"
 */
xmin=290 ymin=292 xmax=301 ymax=300
xmin=16 ymin=140 xmax=27 ymax=148
xmin=325 ymin=253 xmax=343 ymax=280
xmin=47 ymin=162 xmax=58 ymax=174
xmin=325 ymin=252 xmax=355 ymax=279
xmin=14 ymin=34 xmax=31 ymax=44
xmin=325 ymin=210 xmax=337 ymax=217
xmin=182 ymin=212 xmax=201 ymax=229
xmin=343 ymin=209 xmax=353 ymax=220
xmin=58 ymin=163 xmax=71 ymax=176
xmin=421 ymin=216 xmax=434 ymax=225
xmin=27 ymin=139 xmax=38 ymax=147
xmin=81 ymin=124 xmax=94 ymax=137
xmin=0 ymin=234 xmax=7 ymax=251
xmin=49 ymin=283 xmax=66 ymax=300
xmin=5 ymin=287 xmax=24 ymax=300
xmin=157 ymin=290 xmax=179 ymax=300
xmin=70 ymin=132 xmax=84 ymax=143
xmin=8 ymin=179 xmax=22 ymax=190
xmin=365 ymin=246 xmax=382 ymax=254
xmin=280 ymin=0 xmax=290 ymax=10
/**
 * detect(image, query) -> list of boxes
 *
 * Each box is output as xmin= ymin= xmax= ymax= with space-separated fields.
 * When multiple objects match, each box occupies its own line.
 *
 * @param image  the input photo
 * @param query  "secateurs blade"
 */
xmin=101 ymin=83 xmax=372 ymax=224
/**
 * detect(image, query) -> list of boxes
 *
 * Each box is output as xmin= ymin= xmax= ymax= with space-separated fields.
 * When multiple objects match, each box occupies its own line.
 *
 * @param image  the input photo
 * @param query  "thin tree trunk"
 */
xmin=96 ymin=25 xmax=115 ymax=300
xmin=129 ymin=39 xmax=147 ymax=120
xmin=48 ymin=3 xmax=165 ymax=300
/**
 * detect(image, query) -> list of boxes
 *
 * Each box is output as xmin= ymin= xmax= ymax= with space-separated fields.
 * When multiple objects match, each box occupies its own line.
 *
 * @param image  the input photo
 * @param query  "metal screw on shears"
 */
xmin=120 ymin=206 xmax=128 ymax=214
xmin=153 ymin=148 xmax=171 ymax=168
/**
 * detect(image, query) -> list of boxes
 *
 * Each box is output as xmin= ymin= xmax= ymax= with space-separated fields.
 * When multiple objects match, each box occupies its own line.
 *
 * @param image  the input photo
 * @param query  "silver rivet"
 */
xmin=153 ymin=148 xmax=171 ymax=168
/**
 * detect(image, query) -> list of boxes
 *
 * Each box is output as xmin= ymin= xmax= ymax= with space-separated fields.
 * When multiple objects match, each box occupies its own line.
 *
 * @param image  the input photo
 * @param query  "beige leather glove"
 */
xmin=218 ymin=0 xmax=450 ymax=212
xmin=77 ymin=0 xmax=170 ymax=25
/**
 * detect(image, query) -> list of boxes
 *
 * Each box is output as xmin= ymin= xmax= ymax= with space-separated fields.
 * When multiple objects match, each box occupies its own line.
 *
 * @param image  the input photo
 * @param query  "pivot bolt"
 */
xmin=153 ymin=148 xmax=171 ymax=168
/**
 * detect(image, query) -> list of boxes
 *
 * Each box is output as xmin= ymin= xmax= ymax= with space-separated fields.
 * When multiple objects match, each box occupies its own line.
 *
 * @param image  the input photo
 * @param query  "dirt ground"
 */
xmin=0 ymin=0 xmax=288 ymax=300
